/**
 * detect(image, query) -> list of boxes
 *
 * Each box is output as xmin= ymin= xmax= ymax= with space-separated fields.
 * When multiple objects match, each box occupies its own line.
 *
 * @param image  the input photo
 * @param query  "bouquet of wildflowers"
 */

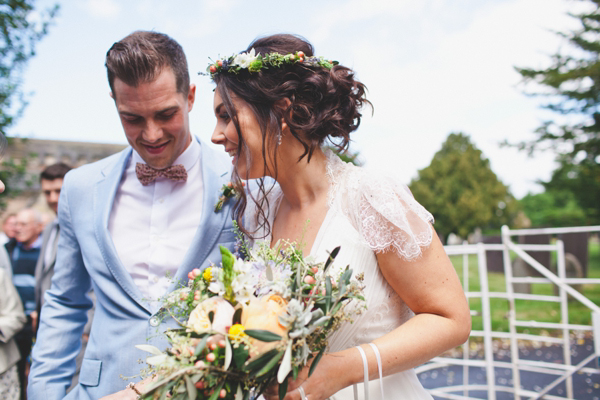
xmin=137 ymin=241 xmax=365 ymax=400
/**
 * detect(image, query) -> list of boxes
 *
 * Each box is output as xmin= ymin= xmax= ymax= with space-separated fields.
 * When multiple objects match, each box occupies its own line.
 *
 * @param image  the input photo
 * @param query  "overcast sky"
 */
xmin=9 ymin=0 xmax=591 ymax=198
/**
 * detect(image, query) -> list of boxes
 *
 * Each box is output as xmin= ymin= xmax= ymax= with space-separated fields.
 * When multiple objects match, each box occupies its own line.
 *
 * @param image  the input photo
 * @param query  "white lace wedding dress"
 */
xmin=245 ymin=151 xmax=435 ymax=399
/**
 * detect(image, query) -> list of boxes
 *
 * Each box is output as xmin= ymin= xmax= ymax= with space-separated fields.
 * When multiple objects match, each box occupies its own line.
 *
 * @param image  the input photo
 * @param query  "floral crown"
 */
xmin=202 ymin=48 xmax=339 ymax=77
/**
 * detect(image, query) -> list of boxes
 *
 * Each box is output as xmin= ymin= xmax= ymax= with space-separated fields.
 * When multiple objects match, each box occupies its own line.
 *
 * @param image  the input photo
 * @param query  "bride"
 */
xmin=209 ymin=34 xmax=471 ymax=400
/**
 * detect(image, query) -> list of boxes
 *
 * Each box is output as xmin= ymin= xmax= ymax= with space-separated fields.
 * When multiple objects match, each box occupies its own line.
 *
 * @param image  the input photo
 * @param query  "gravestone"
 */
xmin=557 ymin=232 xmax=589 ymax=278
xmin=482 ymin=235 xmax=503 ymax=273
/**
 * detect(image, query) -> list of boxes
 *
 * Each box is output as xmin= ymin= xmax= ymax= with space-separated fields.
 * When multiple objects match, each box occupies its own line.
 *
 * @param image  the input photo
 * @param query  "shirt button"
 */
xmin=149 ymin=317 xmax=160 ymax=327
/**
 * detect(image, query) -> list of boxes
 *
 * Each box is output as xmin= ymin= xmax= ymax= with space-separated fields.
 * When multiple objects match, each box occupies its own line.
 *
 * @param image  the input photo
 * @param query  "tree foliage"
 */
xmin=409 ymin=133 xmax=517 ymax=240
xmin=1 ymin=0 xmax=58 ymax=135
xmin=520 ymin=189 xmax=586 ymax=228
xmin=514 ymin=0 xmax=600 ymax=224
xmin=0 ymin=0 xmax=58 ymax=210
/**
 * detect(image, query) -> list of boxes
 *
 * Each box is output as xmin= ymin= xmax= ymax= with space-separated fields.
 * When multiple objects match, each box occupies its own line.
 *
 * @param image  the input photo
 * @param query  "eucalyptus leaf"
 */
xmin=233 ymin=344 xmax=249 ymax=369
xmin=278 ymin=379 xmax=288 ymax=400
xmin=135 ymin=344 xmax=163 ymax=356
xmin=277 ymin=341 xmax=293 ymax=383
xmin=308 ymin=347 xmax=325 ymax=377
xmin=224 ymin=336 xmax=233 ymax=370
xmin=255 ymin=349 xmax=285 ymax=377
xmin=245 ymin=329 xmax=282 ymax=342
xmin=235 ymin=384 xmax=244 ymax=400
xmin=146 ymin=354 xmax=167 ymax=366
xmin=194 ymin=335 xmax=209 ymax=357
xmin=323 ymin=246 xmax=340 ymax=271
xmin=184 ymin=375 xmax=197 ymax=399
xmin=325 ymin=276 xmax=332 ymax=312
xmin=208 ymin=382 xmax=224 ymax=400
xmin=208 ymin=310 xmax=215 ymax=324
xmin=244 ymin=348 xmax=280 ymax=372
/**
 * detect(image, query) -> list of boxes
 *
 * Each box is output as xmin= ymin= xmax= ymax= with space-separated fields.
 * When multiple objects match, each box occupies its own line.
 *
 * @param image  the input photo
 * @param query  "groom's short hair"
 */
xmin=105 ymin=31 xmax=190 ymax=99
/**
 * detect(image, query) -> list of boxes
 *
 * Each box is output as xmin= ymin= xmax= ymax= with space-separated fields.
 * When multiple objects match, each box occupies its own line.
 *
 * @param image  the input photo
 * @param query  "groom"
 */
xmin=28 ymin=31 xmax=235 ymax=399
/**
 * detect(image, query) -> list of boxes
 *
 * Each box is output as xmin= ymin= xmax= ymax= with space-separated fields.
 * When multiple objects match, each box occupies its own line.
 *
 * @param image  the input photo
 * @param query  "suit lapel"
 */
xmin=93 ymin=148 xmax=150 ymax=312
xmin=169 ymin=140 xmax=231 ymax=291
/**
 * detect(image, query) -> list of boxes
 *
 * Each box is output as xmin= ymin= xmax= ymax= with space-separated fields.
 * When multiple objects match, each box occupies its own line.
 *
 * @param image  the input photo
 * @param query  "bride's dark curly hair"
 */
xmin=212 ymin=33 xmax=371 ymax=239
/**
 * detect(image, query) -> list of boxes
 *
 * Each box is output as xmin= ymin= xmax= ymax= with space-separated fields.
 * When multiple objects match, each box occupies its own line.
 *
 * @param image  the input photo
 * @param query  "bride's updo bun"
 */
xmin=212 ymin=34 xmax=371 ymax=238
xmin=213 ymin=33 xmax=370 ymax=159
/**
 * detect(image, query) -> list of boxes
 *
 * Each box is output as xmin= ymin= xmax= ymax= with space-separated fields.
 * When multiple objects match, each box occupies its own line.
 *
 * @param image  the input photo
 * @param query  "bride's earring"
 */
xmin=277 ymin=132 xmax=282 ymax=146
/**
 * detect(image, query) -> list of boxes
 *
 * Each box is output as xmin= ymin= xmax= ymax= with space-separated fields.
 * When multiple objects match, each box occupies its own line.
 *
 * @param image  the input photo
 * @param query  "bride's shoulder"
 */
xmin=326 ymin=151 xmax=434 ymax=261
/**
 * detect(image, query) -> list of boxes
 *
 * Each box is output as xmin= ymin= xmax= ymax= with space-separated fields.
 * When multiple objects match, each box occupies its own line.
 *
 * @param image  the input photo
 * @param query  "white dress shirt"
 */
xmin=109 ymin=139 xmax=203 ymax=309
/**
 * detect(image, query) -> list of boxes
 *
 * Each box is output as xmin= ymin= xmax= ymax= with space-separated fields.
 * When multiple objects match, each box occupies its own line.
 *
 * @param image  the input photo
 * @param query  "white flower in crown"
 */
xmin=232 ymin=48 xmax=257 ymax=69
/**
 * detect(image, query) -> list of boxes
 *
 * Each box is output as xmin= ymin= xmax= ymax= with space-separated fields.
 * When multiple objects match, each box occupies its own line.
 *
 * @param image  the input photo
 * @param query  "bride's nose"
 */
xmin=211 ymin=125 xmax=225 ymax=146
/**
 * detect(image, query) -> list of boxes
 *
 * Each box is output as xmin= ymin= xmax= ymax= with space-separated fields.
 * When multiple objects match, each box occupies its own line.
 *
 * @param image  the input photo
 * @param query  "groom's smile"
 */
xmin=112 ymin=67 xmax=196 ymax=170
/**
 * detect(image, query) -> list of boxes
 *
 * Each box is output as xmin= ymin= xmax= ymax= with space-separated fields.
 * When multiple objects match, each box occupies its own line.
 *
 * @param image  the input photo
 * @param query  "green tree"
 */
xmin=520 ymin=189 xmax=587 ymax=228
xmin=409 ymin=133 xmax=517 ymax=240
xmin=514 ymin=0 xmax=600 ymax=224
xmin=0 ymin=0 xmax=58 ymax=209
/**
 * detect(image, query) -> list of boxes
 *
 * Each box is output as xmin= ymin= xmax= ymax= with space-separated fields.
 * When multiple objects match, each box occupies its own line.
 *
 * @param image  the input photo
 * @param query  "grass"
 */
xmin=450 ymin=239 xmax=600 ymax=334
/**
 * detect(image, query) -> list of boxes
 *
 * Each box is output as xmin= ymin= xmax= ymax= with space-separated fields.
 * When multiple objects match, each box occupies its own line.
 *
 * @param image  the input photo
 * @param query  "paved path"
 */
xmin=418 ymin=337 xmax=600 ymax=399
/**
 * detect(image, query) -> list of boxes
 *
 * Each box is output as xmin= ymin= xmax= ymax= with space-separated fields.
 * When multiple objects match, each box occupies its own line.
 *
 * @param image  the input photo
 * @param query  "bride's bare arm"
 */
xmin=265 ymin=230 xmax=471 ymax=400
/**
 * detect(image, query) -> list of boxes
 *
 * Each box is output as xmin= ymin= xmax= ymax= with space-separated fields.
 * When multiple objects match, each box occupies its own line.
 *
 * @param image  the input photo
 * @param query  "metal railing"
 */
xmin=416 ymin=225 xmax=600 ymax=399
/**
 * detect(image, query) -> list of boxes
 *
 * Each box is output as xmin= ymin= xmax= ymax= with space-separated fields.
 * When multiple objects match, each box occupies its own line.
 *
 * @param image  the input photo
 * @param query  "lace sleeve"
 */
xmin=331 ymin=159 xmax=434 ymax=261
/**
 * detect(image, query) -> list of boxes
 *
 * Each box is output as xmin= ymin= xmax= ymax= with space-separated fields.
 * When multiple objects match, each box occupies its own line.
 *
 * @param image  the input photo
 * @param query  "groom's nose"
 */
xmin=142 ymin=119 xmax=163 ymax=142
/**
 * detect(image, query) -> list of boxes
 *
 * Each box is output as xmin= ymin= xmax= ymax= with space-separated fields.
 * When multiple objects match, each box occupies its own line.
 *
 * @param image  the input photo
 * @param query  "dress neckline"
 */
xmin=265 ymin=150 xmax=341 ymax=257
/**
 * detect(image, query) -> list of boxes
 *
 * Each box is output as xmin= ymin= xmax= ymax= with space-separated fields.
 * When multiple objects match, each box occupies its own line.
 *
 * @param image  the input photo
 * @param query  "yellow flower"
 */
xmin=203 ymin=267 xmax=213 ymax=282
xmin=229 ymin=324 xmax=246 ymax=339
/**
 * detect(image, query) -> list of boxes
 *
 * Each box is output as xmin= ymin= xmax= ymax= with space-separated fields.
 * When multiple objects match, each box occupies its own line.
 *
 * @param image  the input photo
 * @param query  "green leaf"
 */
xmin=308 ymin=347 xmax=325 ymax=377
xmin=224 ymin=336 xmax=233 ymax=370
xmin=208 ymin=382 xmax=224 ymax=400
xmin=233 ymin=307 xmax=243 ymax=325
xmin=233 ymin=344 xmax=249 ymax=369
xmin=194 ymin=335 xmax=209 ymax=357
xmin=245 ymin=329 xmax=283 ymax=342
xmin=184 ymin=375 xmax=197 ymax=399
xmin=220 ymin=245 xmax=235 ymax=269
xmin=293 ymin=364 xmax=298 ymax=380
xmin=325 ymin=276 xmax=332 ymax=313
xmin=324 ymin=246 xmax=340 ymax=271
xmin=277 ymin=341 xmax=293 ymax=383
xmin=244 ymin=348 xmax=280 ymax=372
xmin=255 ymin=349 xmax=285 ymax=377
xmin=278 ymin=379 xmax=288 ymax=400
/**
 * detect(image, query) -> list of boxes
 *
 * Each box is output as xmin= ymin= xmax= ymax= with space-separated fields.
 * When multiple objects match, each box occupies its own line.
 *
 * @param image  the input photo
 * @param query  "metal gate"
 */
xmin=416 ymin=225 xmax=600 ymax=399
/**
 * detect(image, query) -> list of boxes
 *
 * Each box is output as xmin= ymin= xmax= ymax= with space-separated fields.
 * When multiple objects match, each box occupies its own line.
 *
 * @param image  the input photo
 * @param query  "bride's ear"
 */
xmin=275 ymin=98 xmax=292 ymax=132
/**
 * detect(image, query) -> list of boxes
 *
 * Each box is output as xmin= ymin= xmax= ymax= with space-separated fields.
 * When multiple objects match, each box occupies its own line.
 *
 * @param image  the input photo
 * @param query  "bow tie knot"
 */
xmin=136 ymin=163 xmax=188 ymax=185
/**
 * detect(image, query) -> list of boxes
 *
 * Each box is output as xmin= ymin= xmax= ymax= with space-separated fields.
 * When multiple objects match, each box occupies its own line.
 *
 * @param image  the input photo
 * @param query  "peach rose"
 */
xmin=242 ymin=294 xmax=288 ymax=355
xmin=188 ymin=297 xmax=235 ymax=334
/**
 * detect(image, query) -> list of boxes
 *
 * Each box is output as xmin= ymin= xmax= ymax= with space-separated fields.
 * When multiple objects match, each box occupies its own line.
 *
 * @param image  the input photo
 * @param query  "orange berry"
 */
xmin=219 ymin=389 xmax=227 ymax=398
xmin=298 ymin=57 xmax=304 ymax=62
xmin=209 ymin=343 xmax=217 ymax=351
xmin=206 ymin=353 xmax=216 ymax=362
xmin=209 ymin=65 xmax=217 ymax=73
xmin=298 ymin=51 xmax=305 ymax=58
xmin=218 ymin=340 xmax=226 ymax=348
xmin=217 ymin=60 xmax=223 ymax=67
xmin=195 ymin=381 xmax=205 ymax=389
xmin=304 ymin=275 xmax=316 ymax=285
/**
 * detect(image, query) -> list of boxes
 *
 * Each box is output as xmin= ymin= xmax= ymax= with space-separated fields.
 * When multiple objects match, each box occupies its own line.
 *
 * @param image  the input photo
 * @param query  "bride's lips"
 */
xmin=143 ymin=142 xmax=169 ymax=155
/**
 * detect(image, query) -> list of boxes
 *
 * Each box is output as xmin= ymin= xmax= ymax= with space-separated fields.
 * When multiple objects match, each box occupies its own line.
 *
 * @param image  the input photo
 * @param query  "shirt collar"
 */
xmin=131 ymin=136 xmax=201 ymax=171
xmin=17 ymin=234 xmax=42 ymax=250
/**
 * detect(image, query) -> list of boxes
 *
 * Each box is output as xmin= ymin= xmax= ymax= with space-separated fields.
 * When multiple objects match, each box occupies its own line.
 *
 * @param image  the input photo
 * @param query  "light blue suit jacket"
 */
xmin=28 ymin=138 xmax=236 ymax=399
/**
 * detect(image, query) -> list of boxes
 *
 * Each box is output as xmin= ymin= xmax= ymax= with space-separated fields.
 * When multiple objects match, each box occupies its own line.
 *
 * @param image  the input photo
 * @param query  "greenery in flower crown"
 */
xmin=202 ymin=48 xmax=339 ymax=78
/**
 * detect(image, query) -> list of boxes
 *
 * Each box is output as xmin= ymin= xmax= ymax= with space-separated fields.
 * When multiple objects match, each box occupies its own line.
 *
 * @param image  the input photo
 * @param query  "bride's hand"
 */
xmin=263 ymin=354 xmax=345 ymax=400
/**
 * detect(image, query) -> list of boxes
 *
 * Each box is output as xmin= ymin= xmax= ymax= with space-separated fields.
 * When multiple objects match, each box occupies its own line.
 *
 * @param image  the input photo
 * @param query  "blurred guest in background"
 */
xmin=0 ymin=214 xmax=17 ymax=246
xmin=5 ymin=208 xmax=42 ymax=400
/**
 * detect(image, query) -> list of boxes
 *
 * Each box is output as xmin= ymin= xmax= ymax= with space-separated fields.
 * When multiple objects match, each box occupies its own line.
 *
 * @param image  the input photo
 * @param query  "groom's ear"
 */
xmin=109 ymin=91 xmax=114 ymax=100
